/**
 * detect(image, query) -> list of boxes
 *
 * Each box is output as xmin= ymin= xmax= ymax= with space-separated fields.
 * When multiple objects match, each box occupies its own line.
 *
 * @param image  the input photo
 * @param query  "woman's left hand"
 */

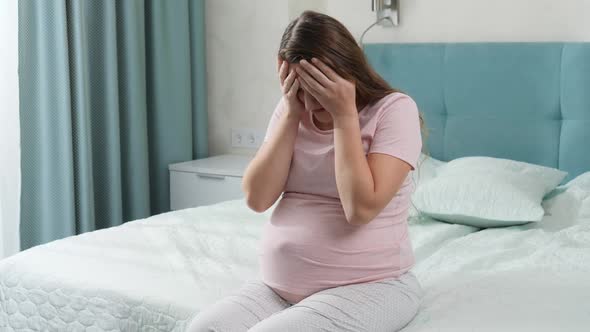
xmin=296 ymin=58 xmax=357 ymax=118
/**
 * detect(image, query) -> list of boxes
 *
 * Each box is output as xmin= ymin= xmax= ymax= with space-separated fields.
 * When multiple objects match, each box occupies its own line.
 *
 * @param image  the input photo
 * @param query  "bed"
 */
xmin=0 ymin=199 xmax=478 ymax=331
xmin=2 ymin=42 xmax=590 ymax=331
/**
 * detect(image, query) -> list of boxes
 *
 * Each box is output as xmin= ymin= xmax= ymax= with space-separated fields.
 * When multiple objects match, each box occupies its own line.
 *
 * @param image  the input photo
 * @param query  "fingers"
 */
xmin=277 ymin=57 xmax=284 ymax=73
xmin=287 ymin=77 xmax=300 ymax=98
xmin=296 ymin=65 xmax=325 ymax=93
xmin=282 ymin=70 xmax=297 ymax=94
xmin=298 ymin=75 xmax=321 ymax=100
xmin=279 ymin=61 xmax=288 ymax=85
xmin=299 ymin=59 xmax=333 ymax=86
xmin=311 ymin=58 xmax=340 ymax=82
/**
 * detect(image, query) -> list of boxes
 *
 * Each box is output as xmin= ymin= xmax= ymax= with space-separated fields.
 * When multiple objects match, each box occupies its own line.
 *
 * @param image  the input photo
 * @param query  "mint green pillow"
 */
xmin=409 ymin=154 xmax=446 ymax=217
xmin=413 ymin=157 xmax=567 ymax=227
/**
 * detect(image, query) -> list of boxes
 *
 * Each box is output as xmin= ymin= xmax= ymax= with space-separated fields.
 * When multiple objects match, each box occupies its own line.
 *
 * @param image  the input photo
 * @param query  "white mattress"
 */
xmin=1 ymin=190 xmax=588 ymax=331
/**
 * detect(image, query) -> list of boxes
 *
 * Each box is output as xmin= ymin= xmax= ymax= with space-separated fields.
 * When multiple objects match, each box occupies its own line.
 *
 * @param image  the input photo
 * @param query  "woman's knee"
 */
xmin=400 ymin=271 xmax=425 ymax=304
xmin=185 ymin=280 xmax=290 ymax=332
xmin=185 ymin=311 xmax=220 ymax=332
xmin=185 ymin=299 xmax=247 ymax=332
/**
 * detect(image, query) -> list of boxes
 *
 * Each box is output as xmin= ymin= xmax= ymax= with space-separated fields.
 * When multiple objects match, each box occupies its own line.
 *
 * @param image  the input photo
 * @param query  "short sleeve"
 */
xmin=368 ymin=95 xmax=423 ymax=170
xmin=263 ymin=97 xmax=286 ymax=143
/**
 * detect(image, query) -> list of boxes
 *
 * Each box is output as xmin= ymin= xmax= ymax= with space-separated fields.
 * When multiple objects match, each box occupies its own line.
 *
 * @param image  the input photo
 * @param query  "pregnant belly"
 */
xmin=258 ymin=197 xmax=413 ymax=298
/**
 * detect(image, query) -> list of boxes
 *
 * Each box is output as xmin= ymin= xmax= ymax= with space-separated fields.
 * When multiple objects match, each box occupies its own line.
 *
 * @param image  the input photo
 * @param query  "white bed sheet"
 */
xmin=401 ymin=184 xmax=590 ymax=332
xmin=0 ymin=199 xmax=476 ymax=331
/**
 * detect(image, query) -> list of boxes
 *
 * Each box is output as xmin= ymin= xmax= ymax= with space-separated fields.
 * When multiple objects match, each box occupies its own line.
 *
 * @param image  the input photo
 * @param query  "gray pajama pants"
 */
xmin=186 ymin=271 xmax=423 ymax=332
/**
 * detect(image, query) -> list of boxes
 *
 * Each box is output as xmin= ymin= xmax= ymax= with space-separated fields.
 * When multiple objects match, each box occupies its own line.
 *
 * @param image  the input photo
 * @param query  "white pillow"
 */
xmin=564 ymin=171 xmax=590 ymax=190
xmin=408 ymin=154 xmax=446 ymax=217
xmin=411 ymin=153 xmax=446 ymax=187
xmin=563 ymin=172 xmax=590 ymax=224
xmin=518 ymin=171 xmax=590 ymax=232
xmin=542 ymin=171 xmax=590 ymax=228
xmin=412 ymin=156 xmax=568 ymax=227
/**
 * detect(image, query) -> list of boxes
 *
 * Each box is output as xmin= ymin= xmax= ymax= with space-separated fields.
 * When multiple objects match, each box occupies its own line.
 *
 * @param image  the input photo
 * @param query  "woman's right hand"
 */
xmin=243 ymin=59 xmax=303 ymax=212
xmin=278 ymin=58 xmax=306 ymax=118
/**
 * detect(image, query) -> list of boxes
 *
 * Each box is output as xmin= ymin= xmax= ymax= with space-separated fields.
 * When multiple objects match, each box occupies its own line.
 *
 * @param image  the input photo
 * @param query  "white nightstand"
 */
xmin=169 ymin=154 xmax=254 ymax=211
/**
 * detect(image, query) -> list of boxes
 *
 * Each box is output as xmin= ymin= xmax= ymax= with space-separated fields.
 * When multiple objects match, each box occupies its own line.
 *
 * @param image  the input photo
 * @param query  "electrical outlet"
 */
xmin=231 ymin=128 xmax=243 ymax=148
xmin=231 ymin=128 xmax=265 ymax=148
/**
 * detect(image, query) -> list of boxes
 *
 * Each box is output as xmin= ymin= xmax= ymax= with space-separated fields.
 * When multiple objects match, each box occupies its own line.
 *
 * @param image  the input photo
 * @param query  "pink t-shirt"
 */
xmin=258 ymin=92 xmax=423 ymax=304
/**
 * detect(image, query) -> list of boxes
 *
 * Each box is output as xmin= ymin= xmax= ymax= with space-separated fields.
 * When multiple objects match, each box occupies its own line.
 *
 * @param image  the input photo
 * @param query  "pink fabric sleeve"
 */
xmin=368 ymin=95 xmax=423 ymax=170
xmin=263 ymin=98 xmax=286 ymax=143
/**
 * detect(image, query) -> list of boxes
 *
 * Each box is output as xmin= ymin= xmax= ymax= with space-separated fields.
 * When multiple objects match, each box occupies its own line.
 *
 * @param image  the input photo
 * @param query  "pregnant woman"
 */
xmin=188 ymin=11 xmax=424 ymax=332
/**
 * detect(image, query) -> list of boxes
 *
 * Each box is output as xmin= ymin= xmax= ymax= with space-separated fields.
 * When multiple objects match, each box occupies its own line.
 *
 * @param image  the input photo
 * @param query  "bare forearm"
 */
xmin=242 ymin=113 xmax=301 ymax=212
xmin=333 ymin=112 xmax=376 ymax=224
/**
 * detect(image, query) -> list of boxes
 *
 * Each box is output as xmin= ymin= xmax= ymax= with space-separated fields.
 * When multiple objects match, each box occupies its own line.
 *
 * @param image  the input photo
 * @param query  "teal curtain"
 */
xmin=18 ymin=0 xmax=208 ymax=250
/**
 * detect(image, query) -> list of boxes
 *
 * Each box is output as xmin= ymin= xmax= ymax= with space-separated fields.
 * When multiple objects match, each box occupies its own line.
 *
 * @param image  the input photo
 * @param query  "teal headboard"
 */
xmin=364 ymin=43 xmax=590 ymax=181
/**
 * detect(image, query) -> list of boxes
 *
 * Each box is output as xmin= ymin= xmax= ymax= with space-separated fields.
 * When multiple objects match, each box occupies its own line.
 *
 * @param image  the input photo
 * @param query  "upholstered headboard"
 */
xmin=364 ymin=43 xmax=590 ymax=181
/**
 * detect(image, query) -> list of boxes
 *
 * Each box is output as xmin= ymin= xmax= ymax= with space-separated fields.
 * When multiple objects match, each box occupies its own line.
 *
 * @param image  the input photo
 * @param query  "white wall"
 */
xmin=205 ymin=0 xmax=590 ymax=156
xmin=0 ymin=0 xmax=21 ymax=259
xmin=205 ymin=0 xmax=289 ymax=155
xmin=327 ymin=0 xmax=590 ymax=43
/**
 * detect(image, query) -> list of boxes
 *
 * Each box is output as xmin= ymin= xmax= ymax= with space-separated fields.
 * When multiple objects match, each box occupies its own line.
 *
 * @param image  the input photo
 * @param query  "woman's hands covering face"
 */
xmin=296 ymin=58 xmax=357 ymax=118
xmin=278 ymin=58 xmax=306 ymax=117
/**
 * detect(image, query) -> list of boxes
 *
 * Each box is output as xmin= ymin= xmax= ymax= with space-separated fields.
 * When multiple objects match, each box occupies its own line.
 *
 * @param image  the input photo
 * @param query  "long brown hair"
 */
xmin=278 ymin=11 xmax=425 ymax=133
